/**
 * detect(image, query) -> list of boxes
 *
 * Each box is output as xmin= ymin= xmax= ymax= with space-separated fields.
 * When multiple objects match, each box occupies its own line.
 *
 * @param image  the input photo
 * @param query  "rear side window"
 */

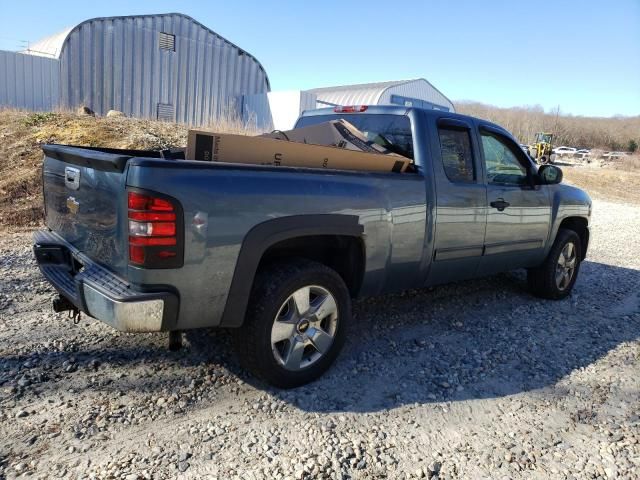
xmin=295 ymin=114 xmax=414 ymax=160
xmin=438 ymin=128 xmax=475 ymax=183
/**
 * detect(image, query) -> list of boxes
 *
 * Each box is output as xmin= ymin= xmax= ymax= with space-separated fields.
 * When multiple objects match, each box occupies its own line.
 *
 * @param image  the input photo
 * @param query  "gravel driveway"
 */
xmin=0 ymin=198 xmax=638 ymax=479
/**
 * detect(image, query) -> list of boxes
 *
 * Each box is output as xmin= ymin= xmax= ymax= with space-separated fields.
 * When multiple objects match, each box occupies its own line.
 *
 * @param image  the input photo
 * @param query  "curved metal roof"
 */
xmin=308 ymin=80 xmax=405 ymax=106
xmin=21 ymin=27 xmax=73 ymax=58
xmin=19 ymin=13 xmax=270 ymax=87
xmin=308 ymin=78 xmax=454 ymax=111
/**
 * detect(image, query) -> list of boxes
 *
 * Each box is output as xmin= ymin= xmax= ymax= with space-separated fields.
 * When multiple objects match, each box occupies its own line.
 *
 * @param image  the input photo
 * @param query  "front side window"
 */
xmin=481 ymin=132 xmax=528 ymax=185
xmin=438 ymin=128 xmax=475 ymax=183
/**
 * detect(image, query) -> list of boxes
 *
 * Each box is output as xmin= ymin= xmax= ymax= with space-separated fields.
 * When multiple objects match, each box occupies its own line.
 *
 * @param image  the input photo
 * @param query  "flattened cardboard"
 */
xmin=186 ymin=130 xmax=410 ymax=173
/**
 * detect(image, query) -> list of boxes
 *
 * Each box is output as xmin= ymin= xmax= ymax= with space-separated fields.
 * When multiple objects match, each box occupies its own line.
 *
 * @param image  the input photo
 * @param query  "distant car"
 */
xmin=602 ymin=151 xmax=627 ymax=159
xmin=553 ymin=146 xmax=577 ymax=157
xmin=574 ymin=149 xmax=591 ymax=160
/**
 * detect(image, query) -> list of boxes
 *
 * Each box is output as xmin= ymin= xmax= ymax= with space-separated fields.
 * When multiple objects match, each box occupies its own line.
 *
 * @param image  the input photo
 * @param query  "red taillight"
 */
xmin=334 ymin=105 xmax=368 ymax=113
xmin=129 ymin=245 xmax=145 ymax=264
xmin=127 ymin=191 xmax=182 ymax=268
xmin=129 ymin=236 xmax=177 ymax=246
xmin=128 ymin=192 xmax=174 ymax=211
xmin=128 ymin=211 xmax=176 ymax=221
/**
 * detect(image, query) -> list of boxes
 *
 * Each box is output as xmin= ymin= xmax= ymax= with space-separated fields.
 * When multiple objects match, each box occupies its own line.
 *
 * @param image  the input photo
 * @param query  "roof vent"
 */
xmin=159 ymin=32 xmax=175 ymax=51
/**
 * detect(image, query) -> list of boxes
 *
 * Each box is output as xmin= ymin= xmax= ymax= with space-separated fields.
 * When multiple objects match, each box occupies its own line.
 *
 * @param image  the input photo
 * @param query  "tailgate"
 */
xmin=41 ymin=145 xmax=133 ymax=275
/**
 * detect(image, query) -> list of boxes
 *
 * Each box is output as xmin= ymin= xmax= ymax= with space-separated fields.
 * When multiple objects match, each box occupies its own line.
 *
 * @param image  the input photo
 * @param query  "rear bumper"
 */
xmin=33 ymin=230 xmax=178 ymax=332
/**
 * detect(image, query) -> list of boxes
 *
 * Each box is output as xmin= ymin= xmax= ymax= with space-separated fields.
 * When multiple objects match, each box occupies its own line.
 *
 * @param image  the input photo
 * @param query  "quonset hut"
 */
xmin=242 ymin=79 xmax=455 ymax=131
xmin=5 ymin=13 xmax=271 ymax=125
xmin=308 ymin=79 xmax=455 ymax=112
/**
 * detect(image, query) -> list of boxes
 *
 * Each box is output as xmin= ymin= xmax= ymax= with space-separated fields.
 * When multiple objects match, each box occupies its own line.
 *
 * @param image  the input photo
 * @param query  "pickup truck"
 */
xmin=33 ymin=105 xmax=592 ymax=388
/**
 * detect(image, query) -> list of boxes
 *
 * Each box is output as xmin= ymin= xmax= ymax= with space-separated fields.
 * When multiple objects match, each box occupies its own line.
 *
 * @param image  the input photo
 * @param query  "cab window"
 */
xmin=438 ymin=128 xmax=475 ymax=183
xmin=480 ymin=132 xmax=529 ymax=185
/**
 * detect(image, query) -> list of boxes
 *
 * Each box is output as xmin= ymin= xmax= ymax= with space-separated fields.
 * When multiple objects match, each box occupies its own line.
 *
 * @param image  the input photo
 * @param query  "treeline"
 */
xmin=454 ymin=101 xmax=640 ymax=151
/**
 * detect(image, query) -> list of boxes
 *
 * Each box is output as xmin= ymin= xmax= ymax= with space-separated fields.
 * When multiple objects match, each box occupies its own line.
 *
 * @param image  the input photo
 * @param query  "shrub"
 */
xmin=22 ymin=112 xmax=58 ymax=127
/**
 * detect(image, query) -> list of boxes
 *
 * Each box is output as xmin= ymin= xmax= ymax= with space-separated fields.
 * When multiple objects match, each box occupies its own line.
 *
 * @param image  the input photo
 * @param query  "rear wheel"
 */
xmin=232 ymin=259 xmax=350 ymax=388
xmin=528 ymin=228 xmax=581 ymax=299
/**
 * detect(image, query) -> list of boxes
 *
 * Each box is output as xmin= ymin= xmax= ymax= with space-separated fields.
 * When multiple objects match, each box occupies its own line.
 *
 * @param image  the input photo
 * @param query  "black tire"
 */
xmin=232 ymin=258 xmax=351 ymax=388
xmin=528 ymin=228 xmax=582 ymax=300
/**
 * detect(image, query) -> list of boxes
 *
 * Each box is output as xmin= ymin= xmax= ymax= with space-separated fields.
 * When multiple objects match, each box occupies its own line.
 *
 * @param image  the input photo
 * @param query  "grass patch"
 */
xmin=22 ymin=112 xmax=59 ymax=127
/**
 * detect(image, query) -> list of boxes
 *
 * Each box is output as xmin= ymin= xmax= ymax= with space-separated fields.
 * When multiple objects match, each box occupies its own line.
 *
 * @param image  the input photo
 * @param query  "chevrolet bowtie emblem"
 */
xmin=66 ymin=196 xmax=79 ymax=214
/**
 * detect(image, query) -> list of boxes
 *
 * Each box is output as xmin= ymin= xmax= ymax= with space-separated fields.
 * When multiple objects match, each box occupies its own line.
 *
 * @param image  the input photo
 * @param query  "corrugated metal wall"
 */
xmin=378 ymin=80 xmax=454 ymax=112
xmin=58 ymin=13 xmax=270 ymax=125
xmin=241 ymin=92 xmax=273 ymax=130
xmin=0 ymin=50 xmax=60 ymax=111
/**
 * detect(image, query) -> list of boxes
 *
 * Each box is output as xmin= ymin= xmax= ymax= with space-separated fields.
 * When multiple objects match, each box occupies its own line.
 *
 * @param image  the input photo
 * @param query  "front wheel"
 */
xmin=528 ymin=229 xmax=582 ymax=299
xmin=232 ymin=259 xmax=351 ymax=388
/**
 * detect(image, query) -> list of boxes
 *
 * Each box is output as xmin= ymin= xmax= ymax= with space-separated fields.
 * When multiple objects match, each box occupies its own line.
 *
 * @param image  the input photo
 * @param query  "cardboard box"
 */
xmin=186 ymin=130 xmax=410 ymax=173
xmin=263 ymin=119 xmax=394 ymax=155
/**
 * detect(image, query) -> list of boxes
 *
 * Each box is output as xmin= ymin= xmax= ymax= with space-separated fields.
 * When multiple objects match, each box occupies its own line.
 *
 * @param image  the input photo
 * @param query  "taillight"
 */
xmin=334 ymin=105 xmax=368 ymax=113
xmin=128 ymin=190 xmax=183 ymax=268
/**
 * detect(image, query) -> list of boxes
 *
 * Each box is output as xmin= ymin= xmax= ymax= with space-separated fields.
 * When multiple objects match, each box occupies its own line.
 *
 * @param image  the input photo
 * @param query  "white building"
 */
xmin=308 ymin=79 xmax=454 ymax=112
xmin=241 ymin=90 xmax=317 ymax=131
xmin=243 ymin=78 xmax=455 ymax=131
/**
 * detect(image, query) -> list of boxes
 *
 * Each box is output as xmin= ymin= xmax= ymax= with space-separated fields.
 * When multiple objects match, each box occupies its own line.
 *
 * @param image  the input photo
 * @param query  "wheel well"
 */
xmin=559 ymin=217 xmax=589 ymax=259
xmin=258 ymin=235 xmax=365 ymax=297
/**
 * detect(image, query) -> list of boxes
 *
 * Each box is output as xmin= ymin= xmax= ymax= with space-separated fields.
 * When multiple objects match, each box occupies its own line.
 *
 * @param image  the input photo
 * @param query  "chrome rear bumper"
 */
xmin=33 ymin=230 xmax=178 ymax=332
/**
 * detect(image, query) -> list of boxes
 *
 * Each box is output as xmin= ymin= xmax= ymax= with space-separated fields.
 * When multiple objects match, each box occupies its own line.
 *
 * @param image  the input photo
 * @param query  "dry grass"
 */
xmin=0 ymin=109 xmax=256 ymax=230
xmin=562 ymin=162 xmax=640 ymax=205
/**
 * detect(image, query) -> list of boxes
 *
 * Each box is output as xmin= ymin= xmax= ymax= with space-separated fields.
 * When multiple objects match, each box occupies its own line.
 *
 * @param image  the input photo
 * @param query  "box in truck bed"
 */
xmin=186 ymin=121 xmax=411 ymax=173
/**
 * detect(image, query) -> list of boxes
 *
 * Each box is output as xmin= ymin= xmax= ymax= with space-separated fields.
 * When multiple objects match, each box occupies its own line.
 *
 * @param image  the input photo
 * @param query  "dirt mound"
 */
xmin=0 ymin=110 xmax=190 ymax=229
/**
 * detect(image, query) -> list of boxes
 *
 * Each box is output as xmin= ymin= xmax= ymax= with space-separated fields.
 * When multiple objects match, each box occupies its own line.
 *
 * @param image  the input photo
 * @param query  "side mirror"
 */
xmin=538 ymin=164 xmax=563 ymax=184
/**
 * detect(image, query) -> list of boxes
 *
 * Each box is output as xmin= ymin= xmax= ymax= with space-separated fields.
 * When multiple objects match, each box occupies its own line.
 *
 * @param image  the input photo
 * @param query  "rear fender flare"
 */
xmin=219 ymin=214 xmax=363 ymax=328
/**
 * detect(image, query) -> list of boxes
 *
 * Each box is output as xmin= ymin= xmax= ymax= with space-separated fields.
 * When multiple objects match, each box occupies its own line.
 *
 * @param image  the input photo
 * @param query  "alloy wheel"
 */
xmin=555 ymin=242 xmax=577 ymax=290
xmin=270 ymin=285 xmax=339 ymax=371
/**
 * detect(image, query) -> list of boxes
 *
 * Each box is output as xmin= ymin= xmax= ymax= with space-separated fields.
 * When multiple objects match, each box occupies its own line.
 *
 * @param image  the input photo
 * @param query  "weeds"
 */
xmin=22 ymin=112 xmax=59 ymax=127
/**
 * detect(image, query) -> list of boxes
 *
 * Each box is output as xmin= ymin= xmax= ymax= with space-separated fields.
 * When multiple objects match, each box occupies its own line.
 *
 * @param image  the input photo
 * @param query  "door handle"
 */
xmin=490 ymin=199 xmax=510 ymax=211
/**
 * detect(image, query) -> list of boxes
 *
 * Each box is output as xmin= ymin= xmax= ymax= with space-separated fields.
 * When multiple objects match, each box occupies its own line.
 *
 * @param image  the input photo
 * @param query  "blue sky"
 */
xmin=1 ymin=0 xmax=638 ymax=117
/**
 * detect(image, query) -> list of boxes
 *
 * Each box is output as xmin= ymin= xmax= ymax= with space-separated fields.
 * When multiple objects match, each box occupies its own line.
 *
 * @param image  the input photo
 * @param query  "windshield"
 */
xmin=295 ymin=114 xmax=414 ymax=160
xmin=535 ymin=133 xmax=552 ymax=143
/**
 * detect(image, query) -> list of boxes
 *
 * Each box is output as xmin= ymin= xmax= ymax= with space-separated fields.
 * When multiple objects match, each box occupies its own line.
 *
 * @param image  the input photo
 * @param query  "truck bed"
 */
xmin=39 ymin=143 xmax=430 ymax=330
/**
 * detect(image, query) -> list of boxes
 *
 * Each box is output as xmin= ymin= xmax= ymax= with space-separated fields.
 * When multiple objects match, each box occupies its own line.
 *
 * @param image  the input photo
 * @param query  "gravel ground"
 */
xmin=0 ymin=198 xmax=638 ymax=479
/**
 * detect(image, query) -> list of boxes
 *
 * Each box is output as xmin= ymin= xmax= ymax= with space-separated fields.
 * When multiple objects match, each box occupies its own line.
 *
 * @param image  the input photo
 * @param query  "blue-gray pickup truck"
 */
xmin=33 ymin=105 xmax=591 ymax=387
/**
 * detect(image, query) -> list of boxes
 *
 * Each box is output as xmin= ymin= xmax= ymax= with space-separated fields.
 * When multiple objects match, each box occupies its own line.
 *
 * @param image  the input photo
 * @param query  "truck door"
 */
xmin=476 ymin=125 xmax=551 ymax=275
xmin=426 ymin=118 xmax=487 ymax=285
